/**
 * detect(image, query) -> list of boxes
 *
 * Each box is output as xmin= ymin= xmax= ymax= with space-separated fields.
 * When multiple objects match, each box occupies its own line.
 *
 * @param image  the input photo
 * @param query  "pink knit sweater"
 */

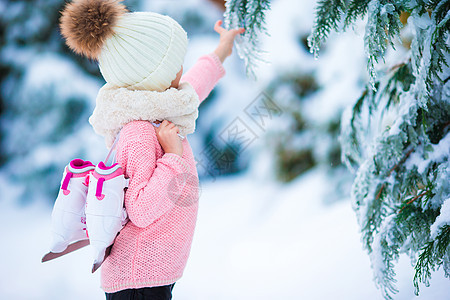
xmin=100 ymin=53 xmax=225 ymax=293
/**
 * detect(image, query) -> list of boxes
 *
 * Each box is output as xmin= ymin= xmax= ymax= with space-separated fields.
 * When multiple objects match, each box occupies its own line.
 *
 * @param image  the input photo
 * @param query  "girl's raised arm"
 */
xmin=180 ymin=20 xmax=244 ymax=103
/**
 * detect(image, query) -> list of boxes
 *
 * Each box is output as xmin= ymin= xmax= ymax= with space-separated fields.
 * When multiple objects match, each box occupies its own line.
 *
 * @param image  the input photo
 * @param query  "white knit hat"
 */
xmin=99 ymin=12 xmax=188 ymax=92
xmin=60 ymin=1 xmax=187 ymax=92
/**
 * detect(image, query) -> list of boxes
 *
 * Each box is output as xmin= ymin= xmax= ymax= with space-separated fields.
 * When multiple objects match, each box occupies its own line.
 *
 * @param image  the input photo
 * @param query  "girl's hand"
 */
xmin=213 ymin=20 xmax=245 ymax=63
xmin=154 ymin=120 xmax=183 ymax=157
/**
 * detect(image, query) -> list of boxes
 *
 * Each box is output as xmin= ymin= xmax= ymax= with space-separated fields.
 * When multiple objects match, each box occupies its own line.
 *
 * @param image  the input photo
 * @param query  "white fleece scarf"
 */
xmin=89 ymin=82 xmax=200 ymax=148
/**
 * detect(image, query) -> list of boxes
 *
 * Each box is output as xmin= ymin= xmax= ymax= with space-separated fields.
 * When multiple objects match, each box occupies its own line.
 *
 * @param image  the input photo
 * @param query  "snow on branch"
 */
xmin=223 ymin=0 xmax=270 ymax=78
xmin=311 ymin=0 xmax=450 ymax=298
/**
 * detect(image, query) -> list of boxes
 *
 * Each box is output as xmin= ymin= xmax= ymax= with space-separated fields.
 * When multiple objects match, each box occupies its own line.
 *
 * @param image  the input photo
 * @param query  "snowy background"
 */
xmin=0 ymin=0 xmax=448 ymax=299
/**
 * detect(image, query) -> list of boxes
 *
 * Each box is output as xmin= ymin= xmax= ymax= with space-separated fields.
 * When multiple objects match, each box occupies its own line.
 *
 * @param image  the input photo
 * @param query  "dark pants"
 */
xmin=105 ymin=284 xmax=175 ymax=300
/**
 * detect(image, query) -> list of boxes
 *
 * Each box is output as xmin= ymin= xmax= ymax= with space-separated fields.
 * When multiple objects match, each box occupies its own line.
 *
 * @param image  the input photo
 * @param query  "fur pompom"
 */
xmin=60 ymin=0 xmax=127 ymax=59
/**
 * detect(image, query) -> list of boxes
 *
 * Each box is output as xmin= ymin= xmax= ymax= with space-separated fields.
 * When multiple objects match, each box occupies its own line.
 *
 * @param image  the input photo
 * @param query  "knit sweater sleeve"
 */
xmin=120 ymin=122 xmax=190 ymax=228
xmin=180 ymin=52 xmax=226 ymax=103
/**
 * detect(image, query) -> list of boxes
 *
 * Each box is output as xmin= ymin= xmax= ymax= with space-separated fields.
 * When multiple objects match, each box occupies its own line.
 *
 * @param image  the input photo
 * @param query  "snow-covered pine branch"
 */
xmin=223 ymin=0 xmax=270 ymax=78
xmin=307 ymin=0 xmax=346 ymax=60
xmin=310 ymin=0 xmax=450 ymax=298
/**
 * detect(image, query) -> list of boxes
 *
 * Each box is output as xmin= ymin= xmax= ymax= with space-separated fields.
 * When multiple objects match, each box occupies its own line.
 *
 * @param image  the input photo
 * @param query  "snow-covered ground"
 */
xmin=1 ymin=168 xmax=449 ymax=300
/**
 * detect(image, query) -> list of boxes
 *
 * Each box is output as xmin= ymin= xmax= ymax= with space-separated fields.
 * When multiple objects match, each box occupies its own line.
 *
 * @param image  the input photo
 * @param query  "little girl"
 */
xmin=59 ymin=0 xmax=244 ymax=299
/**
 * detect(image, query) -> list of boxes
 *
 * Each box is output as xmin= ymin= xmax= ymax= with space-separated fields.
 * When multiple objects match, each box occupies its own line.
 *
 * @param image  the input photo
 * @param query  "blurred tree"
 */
xmin=265 ymin=72 xmax=320 ymax=182
xmin=223 ymin=0 xmax=360 ymax=200
xmin=209 ymin=0 xmax=226 ymax=10
xmin=0 ymin=0 xmax=138 ymax=203
xmin=263 ymin=69 xmax=354 ymax=202
xmin=308 ymin=0 xmax=449 ymax=298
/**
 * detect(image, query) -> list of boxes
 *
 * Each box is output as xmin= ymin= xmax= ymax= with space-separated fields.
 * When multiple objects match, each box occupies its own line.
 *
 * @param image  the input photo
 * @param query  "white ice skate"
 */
xmin=48 ymin=159 xmax=95 ymax=253
xmin=86 ymin=161 xmax=128 ymax=273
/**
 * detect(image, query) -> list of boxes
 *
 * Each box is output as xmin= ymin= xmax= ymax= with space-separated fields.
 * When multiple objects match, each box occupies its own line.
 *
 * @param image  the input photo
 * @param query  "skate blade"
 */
xmin=42 ymin=239 xmax=90 ymax=262
xmin=91 ymin=244 xmax=113 ymax=273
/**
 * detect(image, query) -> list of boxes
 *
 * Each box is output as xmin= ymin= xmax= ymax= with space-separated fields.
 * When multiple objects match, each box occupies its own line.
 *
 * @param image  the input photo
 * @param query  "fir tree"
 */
xmin=223 ymin=0 xmax=270 ymax=78
xmin=308 ymin=0 xmax=449 ymax=298
xmin=0 ymin=0 xmax=139 ymax=202
xmin=225 ymin=1 xmax=449 ymax=295
xmin=0 ymin=0 xmax=99 ymax=202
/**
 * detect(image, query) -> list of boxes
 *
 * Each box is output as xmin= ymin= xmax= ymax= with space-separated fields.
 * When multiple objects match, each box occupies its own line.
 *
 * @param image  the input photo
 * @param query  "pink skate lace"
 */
xmin=96 ymin=178 xmax=106 ymax=200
